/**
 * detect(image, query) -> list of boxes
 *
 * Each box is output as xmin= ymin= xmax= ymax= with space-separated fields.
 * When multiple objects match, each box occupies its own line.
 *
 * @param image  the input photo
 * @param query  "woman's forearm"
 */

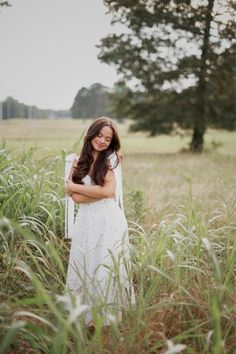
xmin=72 ymin=184 xmax=115 ymax=199
xmin=66 ymin=169 xmax=116 ymax=199
xmin=71 ymin=193 xmax=100 ymax=204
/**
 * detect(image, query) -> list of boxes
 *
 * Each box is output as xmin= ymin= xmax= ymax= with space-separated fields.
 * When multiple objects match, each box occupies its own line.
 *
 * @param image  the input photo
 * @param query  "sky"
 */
xmin=0 ymin=0 xmax=123 ymax=110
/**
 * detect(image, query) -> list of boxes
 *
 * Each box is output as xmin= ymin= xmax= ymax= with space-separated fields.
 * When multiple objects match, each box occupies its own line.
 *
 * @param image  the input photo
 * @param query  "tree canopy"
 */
xmin=98 ymin=0 xmax=236 ymax=151
xmin=0 ymin=1 xmax=11 ymax=7
xmin=1 ymin=97 xmax=70 ymax=119
xmin=71 ymin=83 xmax=114 ymax=119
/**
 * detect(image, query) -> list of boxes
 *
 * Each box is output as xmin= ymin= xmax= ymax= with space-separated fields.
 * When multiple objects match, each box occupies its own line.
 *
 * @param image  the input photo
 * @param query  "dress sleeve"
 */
xmin=109 ymin=152 xmax=124 ymax=210
xmin=65 ymin=153 xmax=77 ymax=239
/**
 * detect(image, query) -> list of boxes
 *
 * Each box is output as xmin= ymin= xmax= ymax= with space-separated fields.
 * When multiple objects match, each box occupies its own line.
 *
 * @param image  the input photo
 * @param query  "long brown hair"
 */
xmin=72 ymin=117 xmax=121 ymax=186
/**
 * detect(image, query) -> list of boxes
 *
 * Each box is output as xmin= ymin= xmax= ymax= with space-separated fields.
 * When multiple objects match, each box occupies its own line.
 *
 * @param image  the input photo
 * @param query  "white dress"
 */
xmin=66 ymin=173 xmax=136 ymax=324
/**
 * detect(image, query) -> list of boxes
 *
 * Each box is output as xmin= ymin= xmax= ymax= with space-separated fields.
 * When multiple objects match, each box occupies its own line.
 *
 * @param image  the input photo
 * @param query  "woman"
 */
xmin=65 ymin=117 xmax=135 ymax=329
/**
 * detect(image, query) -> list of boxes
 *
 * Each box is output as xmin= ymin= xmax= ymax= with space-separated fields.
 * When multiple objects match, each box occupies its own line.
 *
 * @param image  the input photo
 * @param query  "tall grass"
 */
xmin=0 ymin=143 xmax=65 ymax=237
xmin=0 ymin=146 xmax=235 ymax=353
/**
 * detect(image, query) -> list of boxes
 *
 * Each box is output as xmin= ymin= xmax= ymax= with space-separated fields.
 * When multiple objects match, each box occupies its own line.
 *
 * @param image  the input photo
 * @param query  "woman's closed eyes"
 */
xmin=97 ymin=133 xmax=112 ymax=142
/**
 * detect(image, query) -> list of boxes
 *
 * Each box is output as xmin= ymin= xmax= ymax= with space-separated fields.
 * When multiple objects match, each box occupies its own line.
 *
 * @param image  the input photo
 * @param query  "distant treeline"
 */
xmin=0 ymin=97 xmax=70 ymax=119
xmin=71 ymin=83 xmax=114 ymax=119
xmin=1 ymin=83 xmax=113 ymax=120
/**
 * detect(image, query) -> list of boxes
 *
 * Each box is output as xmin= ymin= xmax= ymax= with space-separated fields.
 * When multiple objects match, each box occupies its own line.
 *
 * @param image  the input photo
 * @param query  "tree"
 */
xmin=98 ymin=0 xmax=236 ymax=152
xmin=206 ymin=43 xmax=236 ymax=130
xmin=0 ymin=1 xmax=11 ymax=7
xmin=2 ymin=97 xmax=70 ymax=119
xmin=106 ymin=81 xmax=133 ymax=122
xmin=71 ymin=83 xmax=114 ymax=119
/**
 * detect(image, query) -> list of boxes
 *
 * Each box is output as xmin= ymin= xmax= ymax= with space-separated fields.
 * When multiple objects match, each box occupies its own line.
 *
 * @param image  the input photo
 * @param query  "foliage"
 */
xmin=0 ymin=144 xmax=65 ymax=236
xmin=1 ymin=96 xmax=70 ymax=119
xmin=0 ymin=145 xmax=235 ymax=353
xmin=0 ymin=1 xmax=11 ymax=7
xmin=71 ymin=83 xmax=114 ymax=119
xmin=125 ymin=189 xmax=146 ymax=224
xmin=98 ymin=0 xmax=236 ymax=151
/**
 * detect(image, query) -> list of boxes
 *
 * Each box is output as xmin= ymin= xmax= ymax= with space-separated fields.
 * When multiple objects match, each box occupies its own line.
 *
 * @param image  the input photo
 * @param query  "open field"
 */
xmin=0 ymin=119 xmax=236 ymax=353
xmin=0 ymin=118 xmax=235 ymax=155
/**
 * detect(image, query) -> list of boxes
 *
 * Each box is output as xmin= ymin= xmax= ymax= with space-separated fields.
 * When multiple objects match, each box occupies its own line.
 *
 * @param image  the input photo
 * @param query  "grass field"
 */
xmin=0 ymin=118 xmax=235 ymax=155
xmin=0 ymin=119 xmax=236 ymax=353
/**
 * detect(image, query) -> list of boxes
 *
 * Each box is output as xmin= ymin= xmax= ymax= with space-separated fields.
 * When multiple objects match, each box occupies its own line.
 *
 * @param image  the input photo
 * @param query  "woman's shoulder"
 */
xmin=72 ymin=155 xmax=80 ymax=168
xmin=108 ymin=151 xmax=121 ymax=168
xmin=65 ymin=153 xmax=79 ymax=169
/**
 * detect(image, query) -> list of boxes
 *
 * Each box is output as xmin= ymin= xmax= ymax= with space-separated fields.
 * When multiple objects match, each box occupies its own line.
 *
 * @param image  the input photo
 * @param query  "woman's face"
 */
xmin=91 ymin=125 xmax=113 ymax=152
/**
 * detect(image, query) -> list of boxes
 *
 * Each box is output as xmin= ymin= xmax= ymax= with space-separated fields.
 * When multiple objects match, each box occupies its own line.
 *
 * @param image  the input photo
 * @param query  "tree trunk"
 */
xmin=190 ymin=0 xmax=214 ymax=153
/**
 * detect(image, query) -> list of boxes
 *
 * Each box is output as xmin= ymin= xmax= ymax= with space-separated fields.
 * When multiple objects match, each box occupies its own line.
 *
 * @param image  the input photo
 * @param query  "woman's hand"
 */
xmin=65 ymin=180 xmax=79 ymax=196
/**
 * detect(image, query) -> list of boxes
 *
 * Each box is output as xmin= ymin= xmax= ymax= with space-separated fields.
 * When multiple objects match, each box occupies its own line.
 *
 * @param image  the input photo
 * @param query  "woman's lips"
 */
xmin=96 ymin=143 xmax=104 ymax=148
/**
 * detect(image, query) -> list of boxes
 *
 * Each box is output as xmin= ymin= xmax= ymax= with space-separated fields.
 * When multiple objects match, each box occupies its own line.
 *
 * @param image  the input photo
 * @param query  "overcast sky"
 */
xmin=0 ymin=0 xmax=123 ymax=109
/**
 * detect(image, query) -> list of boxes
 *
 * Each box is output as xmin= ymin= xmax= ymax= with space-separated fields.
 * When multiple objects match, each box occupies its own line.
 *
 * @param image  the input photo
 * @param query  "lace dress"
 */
xmin=66 ymin=174 xmax=136 ymax=324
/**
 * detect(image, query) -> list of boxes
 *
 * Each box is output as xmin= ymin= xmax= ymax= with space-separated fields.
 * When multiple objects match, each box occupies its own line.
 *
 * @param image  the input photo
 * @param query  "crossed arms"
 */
xmin=65 ymin=158 xmax=116 ymax=204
